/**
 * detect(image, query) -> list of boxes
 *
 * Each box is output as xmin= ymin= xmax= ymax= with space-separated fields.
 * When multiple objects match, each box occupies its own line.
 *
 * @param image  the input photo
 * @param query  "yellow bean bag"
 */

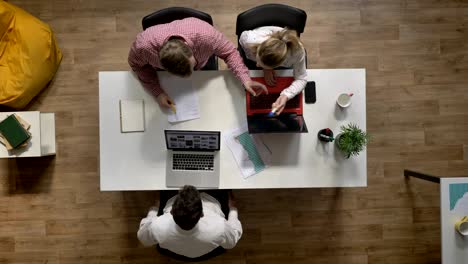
xmin=0 ymin=1 xmax=62 ymax=109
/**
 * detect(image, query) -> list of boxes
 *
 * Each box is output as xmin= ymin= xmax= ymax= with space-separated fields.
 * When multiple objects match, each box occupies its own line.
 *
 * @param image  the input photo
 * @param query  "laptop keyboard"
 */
xmin=250 ymin=94 xmax=301 ymax=110
xmin=173 ymin=153 xmax=215 ymax=171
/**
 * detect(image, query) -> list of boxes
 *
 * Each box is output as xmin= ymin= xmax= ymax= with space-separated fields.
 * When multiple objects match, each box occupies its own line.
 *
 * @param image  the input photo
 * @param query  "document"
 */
xmin=159 ymin=75 xmax=200 ymax=123
xmin=451 ymin=184 xmax=468 ymax=214
xmin=119 ymin=99 xmax=145 ymax=133
xmin=223 ymin=124 xmax=272 ymax=179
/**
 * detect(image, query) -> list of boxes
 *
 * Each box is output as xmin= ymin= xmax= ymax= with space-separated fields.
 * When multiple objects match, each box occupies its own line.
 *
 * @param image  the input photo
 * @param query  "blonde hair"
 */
xmin=159 ymin=39 xmax=193 ymax=77
xmin=254 ymin=29 xmax=303 ymax=68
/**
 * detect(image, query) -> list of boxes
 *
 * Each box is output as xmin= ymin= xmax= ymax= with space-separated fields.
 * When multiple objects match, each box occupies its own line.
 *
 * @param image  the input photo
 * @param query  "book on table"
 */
xmin=0 ymin=114 xmax=31 ymax=149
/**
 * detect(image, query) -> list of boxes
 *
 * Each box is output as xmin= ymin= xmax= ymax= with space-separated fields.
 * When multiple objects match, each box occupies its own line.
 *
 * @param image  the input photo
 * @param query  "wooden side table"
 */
xmin=0 ymin=111 xmax=56 ymax=158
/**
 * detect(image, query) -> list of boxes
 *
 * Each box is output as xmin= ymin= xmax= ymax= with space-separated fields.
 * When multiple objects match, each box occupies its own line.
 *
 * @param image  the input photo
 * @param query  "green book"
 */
xmin=0 ymin=115 xmax=31 ymax=149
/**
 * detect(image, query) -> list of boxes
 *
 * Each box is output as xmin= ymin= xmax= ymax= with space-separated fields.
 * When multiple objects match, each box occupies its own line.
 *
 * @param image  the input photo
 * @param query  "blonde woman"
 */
xmin=239 ymin=27 xmax=307 ymax=114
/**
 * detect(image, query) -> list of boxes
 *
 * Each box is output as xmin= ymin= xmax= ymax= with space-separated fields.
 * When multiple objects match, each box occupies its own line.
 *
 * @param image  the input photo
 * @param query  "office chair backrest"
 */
xmin=236 ymin=4 xmax=307 ymax=37
xmin=235 ymin=4 xmax=307 ymax=70
xmin=142 ymin=7 xmax=213 ymax=30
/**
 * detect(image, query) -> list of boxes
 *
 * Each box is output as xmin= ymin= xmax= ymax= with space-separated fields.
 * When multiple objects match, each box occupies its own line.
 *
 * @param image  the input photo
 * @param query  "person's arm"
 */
xmin=280 ymin=49 xmax=308 ymax=99
xmin=209 ymin=29 xmax=267 ymax=95
xmin=219 ymin=192 xmax=242 ymax=249
xmin=220 ymin=207 xmax=243 ymax=249
xmin=211 ymin=29 xmax=251 ymax=85
xmin=128 ymin=42 xmax=164 ymax=98
xmin=137 ymin=206 xmax=159 ymax=247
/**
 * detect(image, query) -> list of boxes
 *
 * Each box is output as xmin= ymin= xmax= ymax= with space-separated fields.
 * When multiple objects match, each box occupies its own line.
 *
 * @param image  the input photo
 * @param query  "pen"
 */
xmin=267 ymin=108 xmax=277 ymax=117
xmin=169 ymin=102 xmax=176 ymax=113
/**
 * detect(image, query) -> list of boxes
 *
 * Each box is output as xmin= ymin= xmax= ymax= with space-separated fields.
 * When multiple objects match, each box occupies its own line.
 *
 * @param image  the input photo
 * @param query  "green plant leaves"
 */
xmin=337 ymin=123 xmax=370 ymax=158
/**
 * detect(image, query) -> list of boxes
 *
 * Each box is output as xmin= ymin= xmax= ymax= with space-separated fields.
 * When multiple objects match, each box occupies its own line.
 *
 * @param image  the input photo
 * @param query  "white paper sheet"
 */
xmin=223 ymin=123 xmax=272 ymax=179
xmin=159 ymin=75 xmax=200 ymax=123
xmin=454 ymin=193 xmax=468 ymax=215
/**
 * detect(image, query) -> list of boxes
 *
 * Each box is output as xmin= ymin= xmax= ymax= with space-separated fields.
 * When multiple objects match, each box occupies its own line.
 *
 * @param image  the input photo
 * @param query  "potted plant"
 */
xmin=335 ymin=123 xmax=370 ymax=158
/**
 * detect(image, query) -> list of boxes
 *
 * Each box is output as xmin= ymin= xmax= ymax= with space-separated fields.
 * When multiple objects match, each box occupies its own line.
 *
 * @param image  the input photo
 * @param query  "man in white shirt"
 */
xmin=137 ymin=185 xmax=243 ymax=259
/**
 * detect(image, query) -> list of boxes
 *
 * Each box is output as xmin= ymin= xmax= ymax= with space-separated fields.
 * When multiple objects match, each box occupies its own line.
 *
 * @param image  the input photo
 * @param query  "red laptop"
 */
xmin=246 ymin=77 xmax=308 ymax=134
xmin=246 ymin=77 xmax=303 ymax=116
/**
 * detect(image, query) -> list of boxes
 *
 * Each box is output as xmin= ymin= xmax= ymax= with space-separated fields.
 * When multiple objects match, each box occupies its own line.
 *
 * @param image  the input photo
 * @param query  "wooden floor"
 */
xmin=1 ymin=0 xmax=468 ymax=263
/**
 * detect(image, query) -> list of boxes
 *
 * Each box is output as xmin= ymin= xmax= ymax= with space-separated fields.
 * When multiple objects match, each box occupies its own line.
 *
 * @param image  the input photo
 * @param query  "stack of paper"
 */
xmin=223 ymin=124 xmax=272 ymax=179
xmin=159 ymin=75 xmax=200 ymax=123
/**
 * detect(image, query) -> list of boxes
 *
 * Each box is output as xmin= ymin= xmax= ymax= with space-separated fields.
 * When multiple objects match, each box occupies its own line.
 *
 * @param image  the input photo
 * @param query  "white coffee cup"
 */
xmin=337 ymin=93 xmax=353 ymax=108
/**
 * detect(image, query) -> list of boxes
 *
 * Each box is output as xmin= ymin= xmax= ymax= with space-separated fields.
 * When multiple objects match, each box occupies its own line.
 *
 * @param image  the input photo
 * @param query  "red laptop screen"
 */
xmin=246 ymin=77 xmax=303 ymax=116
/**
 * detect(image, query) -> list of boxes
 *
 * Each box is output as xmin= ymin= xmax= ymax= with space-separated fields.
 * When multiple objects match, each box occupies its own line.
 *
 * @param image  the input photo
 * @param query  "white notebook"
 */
xmin=119 ymin=99 xmax=145 ymax=133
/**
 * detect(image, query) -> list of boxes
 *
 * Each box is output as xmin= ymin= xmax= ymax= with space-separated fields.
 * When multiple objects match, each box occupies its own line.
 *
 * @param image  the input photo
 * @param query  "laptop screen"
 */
xmin=165 ymin=130 xmax=220 ymax=151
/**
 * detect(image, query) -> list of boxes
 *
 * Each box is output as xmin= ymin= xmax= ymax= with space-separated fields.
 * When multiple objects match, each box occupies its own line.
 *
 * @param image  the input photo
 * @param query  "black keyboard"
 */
xmin=250 ymin=94 xmax=301 ymax=110
xmin=173 ymin=153 xmax=214 ymax=171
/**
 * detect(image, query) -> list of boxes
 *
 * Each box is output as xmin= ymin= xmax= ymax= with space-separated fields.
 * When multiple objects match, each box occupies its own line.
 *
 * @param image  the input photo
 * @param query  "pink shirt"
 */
xmin=128 ymin=17 xmax=251 ymax=97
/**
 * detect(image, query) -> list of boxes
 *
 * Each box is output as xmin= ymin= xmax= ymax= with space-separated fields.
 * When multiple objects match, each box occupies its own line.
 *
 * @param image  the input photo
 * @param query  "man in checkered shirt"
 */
xmin=129 ymin=17 xmax=267 ymax=109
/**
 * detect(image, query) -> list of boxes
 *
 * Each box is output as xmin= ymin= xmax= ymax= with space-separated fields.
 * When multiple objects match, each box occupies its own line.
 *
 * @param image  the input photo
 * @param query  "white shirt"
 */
xmin=239 ymin=26 xmax=308 ymax=99
xmin=137 ymin=193 xmax=243 ymax=258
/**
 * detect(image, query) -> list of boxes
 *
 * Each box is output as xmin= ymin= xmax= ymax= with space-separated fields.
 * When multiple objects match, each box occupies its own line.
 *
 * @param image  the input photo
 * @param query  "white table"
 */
xmin=99 ymin=69 xmax=366 ymax=190
xmin=0 ymin=111 xmax=56 ymax=158
xmin=440 ymin=177 xmax=468 ymax=264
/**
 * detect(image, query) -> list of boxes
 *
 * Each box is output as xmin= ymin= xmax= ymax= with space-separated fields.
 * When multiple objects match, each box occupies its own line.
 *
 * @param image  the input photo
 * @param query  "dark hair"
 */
xmin=159 ymin=39 xmax=193 ymax=77
xmin=171 ymin=185 xmax=203 ymax=230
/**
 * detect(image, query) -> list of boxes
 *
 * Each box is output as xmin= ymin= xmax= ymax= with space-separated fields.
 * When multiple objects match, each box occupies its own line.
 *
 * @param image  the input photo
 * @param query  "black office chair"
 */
xmin=142 ymin=7 xmax=218 ymax=71
xmin=235 ymin=4 xmax=307 ymax=70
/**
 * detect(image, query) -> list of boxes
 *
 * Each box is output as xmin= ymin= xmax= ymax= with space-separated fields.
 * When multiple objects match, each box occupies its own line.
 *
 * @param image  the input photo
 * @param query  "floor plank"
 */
xmin=2 ymin=0 xmax=468 ymax=263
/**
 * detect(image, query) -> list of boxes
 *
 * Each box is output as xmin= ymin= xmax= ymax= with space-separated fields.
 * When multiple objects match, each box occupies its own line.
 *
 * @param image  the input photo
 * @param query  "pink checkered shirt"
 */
xmin=128 ymin=17 xmax=251 ymax=97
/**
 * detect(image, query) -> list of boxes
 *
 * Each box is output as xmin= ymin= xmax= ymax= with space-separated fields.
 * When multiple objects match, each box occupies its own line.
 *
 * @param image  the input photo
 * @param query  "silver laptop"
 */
xmin=165 ymin=130 xmax=220 ymax=188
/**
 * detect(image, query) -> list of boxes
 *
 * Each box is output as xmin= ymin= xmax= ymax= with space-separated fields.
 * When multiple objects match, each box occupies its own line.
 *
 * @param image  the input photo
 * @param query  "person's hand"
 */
xmin=228 ymin=191 xmax=237 ymax=209
xmin=156 ymin=93 xmax=175 ymax=109
xmin=244 ymin=80 xmax=268 ymax=96
xmin=263 ymin=69 xmax=276 ymax=86
xmin=272 ymin=95 xmax=289 ymax=115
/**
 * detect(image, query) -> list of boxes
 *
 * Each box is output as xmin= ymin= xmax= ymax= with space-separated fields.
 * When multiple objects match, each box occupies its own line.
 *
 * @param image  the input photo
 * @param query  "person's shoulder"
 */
xmin=151 ymin=213 xmax=172 ymax=226
xmin=197 ymin=214 xmax=228 ymax=235
xmin=152 ymin=214 xmax=177 ymax=233
xmin=296 ymin=44 xmax=306 ymax=58
xmin=257 ymin=26 xmax=284 ymax=32
xmin=182 ymin=17 xmax=213 ymax=27
xmin=241 ymin=26 xmax=283 ymax=44
xmin=242 ymin=26 xmax=282 ymax=35
xmin=133 ymin=29 xmax=159 ymax=51
xmin=180 ymin=17 xmax=217 ymax=39
xmin=199 ymin=213 xmax=226 ymax=226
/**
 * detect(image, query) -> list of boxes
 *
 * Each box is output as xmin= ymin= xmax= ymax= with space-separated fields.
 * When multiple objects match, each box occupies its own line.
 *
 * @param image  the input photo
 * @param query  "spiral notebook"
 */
xmin=119 ymin=99 xmax=145 ymax=133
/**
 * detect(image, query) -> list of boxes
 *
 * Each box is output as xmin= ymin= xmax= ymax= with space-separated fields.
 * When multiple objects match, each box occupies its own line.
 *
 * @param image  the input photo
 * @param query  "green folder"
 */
xmin=0 ymin=115 xmax=31 ymax=149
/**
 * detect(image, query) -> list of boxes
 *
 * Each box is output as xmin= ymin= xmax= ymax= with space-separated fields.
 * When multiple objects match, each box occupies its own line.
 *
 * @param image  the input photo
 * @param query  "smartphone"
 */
xmin=305 ymin=81 xmax=316 ymax=104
